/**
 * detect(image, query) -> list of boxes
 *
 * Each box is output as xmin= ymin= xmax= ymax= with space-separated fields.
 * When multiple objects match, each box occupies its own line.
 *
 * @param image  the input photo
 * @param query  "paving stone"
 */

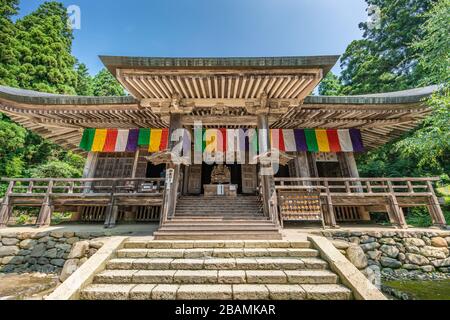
xmin=287 ymin=249 xmax=319 ymax=258
xmin=301 ymin=258 xmax=328 ymax=270
xmin=133 ymin=259 xmax=174 ymax=270
xmin=177 ymin=285 xmax=233 ymax=300
xmin=95 ymin=270 xmax=137 ymax=284
xmin=284 ymin=270 xmax=338 ymax=284
xmin=244 ymin=241 xmax=270 ymax=248
xmin=267 ymin=285 xmax=306 ymax=300
xmin=174 ymin=270 xmax=218 ymax=284
xmin=243 ymin=248 xmax=268 ymax=257
xmin=146 ymin=241 xmax=172 ymax=249
xmin=255 ymin=258 xmax=305 ymax=270
xmin=129 ymin=284 xmax=157 ymax=300
xmin=193 ymin=241 xmax=225 ymax=248
xmin=233 ymin=285 xmax=270 ymax=300
xmin=218 ymin=270 xmax=246 ymax=284
xmin=223 ymin=241 xmax=245 ymax=248
xmin=290 ymin=241 xmax=311 ymax=248
xmin=123 ymin=241 xmax=147 ymax=249
xmin=117 ymin=249 xmax=148 ymax=258
xmin=267 ymin=241 xmax=290 ymax=248
xmin=246 ymin=270 xmax=287 ymax=284
xmin=133 ymin=270 xmax=176 ymax=284
xmin=213 ymin=249 xmax=245 ymax=258
xmin=267 ymin=248 xmax=289 ymax=257
xmin=81 ymin=284 xmax=135 ymax=300
xmin=184 ymin=249 xmax=214 ymax=259
xmin=301 ymin=284 xmax=352 ymax=300
xmin=152 ymin=284 xmax=179 ymax=300
xmin=147 ymin=249 xmax=185 ymax=258
xmin=204 ymin=258 xmax=236 ymax=269
xmin=235 ymin=258 xmax=259 ymax=270
xmin=170 ymin=259 xmax=204 ymax=270
xmin=171 ymin=241 xmax=195 ymax=249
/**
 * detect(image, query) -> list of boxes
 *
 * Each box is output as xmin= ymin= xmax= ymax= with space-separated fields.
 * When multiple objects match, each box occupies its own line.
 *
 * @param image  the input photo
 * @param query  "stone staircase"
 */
xmin=154 ymin=196 xmax=282 ymax=240
xmin=80 ymin=239 xmax=353 ymax=300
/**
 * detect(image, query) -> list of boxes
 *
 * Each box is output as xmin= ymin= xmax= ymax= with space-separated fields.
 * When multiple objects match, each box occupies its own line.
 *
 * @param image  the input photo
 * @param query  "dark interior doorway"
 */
xmin=146 ymin=163 xmax=166 ymax=178
xmin=316 ymin=162 xmax=342 ymax=178
xmin=275 ymin=164 xmax=290 ymax=178
xmin=201 ymin=164 xmax=243 ymax=194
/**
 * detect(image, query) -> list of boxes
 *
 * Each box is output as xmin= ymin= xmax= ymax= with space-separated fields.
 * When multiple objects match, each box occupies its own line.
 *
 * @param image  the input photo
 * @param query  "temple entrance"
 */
xmin=201 ymin=164 xmax=243 ymax=194
xmin=185 ymin=163 xmax=258 ymax=196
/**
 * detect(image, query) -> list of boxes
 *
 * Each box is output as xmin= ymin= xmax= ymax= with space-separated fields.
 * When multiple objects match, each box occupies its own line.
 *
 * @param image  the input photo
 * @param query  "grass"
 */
xmin=384 ymin=280 xmax=450 ymax=300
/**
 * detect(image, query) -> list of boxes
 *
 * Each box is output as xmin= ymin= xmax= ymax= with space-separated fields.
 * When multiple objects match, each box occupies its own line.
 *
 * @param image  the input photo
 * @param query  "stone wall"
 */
xmin=0 ymin=231 xmax=110 ymax=275
xmin=317 ymin=230 xmax=450 ymax=282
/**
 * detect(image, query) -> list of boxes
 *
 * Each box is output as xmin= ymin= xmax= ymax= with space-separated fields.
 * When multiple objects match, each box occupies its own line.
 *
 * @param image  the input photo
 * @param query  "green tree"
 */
xmin=75 ymin=62 xmax=93 ymax=96
xmin=0 ymin=0 xmax=20 ymax=86
xmin=92 ymin=68 xmax=126 ymax=96
xmin=340 ymin=0 xmax=435 ymax=94
xmin=318 ymin=72 xmax=343 ymax=96
xmin=395 ymin=0 xmax=450 ymax=170
xmin=0 ymin=114 xmax=26 ymax=178
xmin=14 ymin=1 xmax=77 ymax=94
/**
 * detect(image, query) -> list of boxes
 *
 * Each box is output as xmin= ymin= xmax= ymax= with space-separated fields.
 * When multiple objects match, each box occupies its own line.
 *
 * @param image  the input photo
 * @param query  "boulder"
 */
xmin=431 ymin=258 xmax=450 ymax=268
xmin=402 ymin=264 xmax=419 ymax=270
xmin=405 ymin=245 xmax=421 ymax=254
xmin=44 ymin=248 xmax=58 ymax=259
xmin=89 ymin=240 xmax=104 ymax=250
xmin=50 ymin=232 xmax=64 ymax=239
xmin=403 ymin=238 xmax=425 ymax=247
xmin=380 ymin=245 xmax=400 ymax=258
xmin=367 ymin=250 xmax=382 ymax=261
xmin=431 ymin=237 xmax=448 ymax=248
xmin=421 ymin=265 xmax=435 ymax=273
xmin=406 ymin=253 xmax=430 ymax=266
xmin=446 ymin=237 xmax=450 ymax=246
xmin=379 ymin=238 xmax=396 ymax=245
xmin=360 ymin=236 xmax=376 ymax=244
xmin=19 ymin=239 xmax=37 ymax=250
xmin=331 ymin=240 xmax=351 ymax=250
xmin=50 ymin=259 xmax=65 ymax=267
xmin=66 ymin=237 xmax=80 ymax=245
xmin=30 ymin=244 xmax=46 ymax=257
xmin=360 ymin=242 xmax=380 ymax=252
xmin=0 ymin=246 xmax=20 ymax=258
xmin=2 ymin=237 xmax=19 ymax=246
xmin=419 ymin=246 xmax=449 ymax=259
xmin=68 ymin=241 xmax=89 ymax=259
xmin=380 ymin=257 xmax=402 ymax=269
xmin=346 ymin=245 xmax=368 ymax=269
xmin=60 ymin=259 xmax=79 ymax=282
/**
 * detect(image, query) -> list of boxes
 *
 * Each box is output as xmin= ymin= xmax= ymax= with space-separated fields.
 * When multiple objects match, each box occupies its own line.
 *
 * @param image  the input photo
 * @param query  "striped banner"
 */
xmin=79 ymin=128 xmax=364 ymax=153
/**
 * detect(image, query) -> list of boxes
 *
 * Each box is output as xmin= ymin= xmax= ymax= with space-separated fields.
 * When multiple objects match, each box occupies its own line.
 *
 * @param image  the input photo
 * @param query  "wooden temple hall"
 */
xmin=0 ymin=56 xmax=446 ymax=239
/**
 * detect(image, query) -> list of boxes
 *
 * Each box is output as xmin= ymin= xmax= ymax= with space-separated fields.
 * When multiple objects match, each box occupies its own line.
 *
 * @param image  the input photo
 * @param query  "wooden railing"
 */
xmin=274 ymin=177 xmax=446 ymax=229
xmin=0 ymin=178 xmax=165 ymax=228
xmin=0 ymin=177 xmax=165 ymax=195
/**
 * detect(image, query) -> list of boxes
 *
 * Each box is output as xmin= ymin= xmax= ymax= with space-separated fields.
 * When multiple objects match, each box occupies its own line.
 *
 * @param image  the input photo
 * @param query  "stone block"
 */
xmin=68 ymin=241 xmax=89 ymax=259
xmin=129 ymin=284 xmax=156 ymax=300
xmin=170 ymin=259 xmax=204 ymax=270
xmin=233 ymin=285 xmax=269 ymax=300
xmin=203 ymin=258 xmax=236 ymax=270
xmin=218 ymin=271 xmax=246 ymax=284
xmin=267 ymin=285 xmax=306 ymax=300
xmin=0 ymin=246 xmax=19 ymax=258
xmin=173 ymin=270 xmax=218 ymax=284
xmin=152 ymin=284 xmax=179 ymax=300
xmin=133 ymin=258 xmax=173 ymax=270
xmin=246 ymin=270 xmax=287 ymax=284
xmin=132 ymin=270 xmax=176 ymax=284
xmin=177 ymin=285 xmax=232 ymax=300
xmin=81 ymin=284 xmax=134 ymax=300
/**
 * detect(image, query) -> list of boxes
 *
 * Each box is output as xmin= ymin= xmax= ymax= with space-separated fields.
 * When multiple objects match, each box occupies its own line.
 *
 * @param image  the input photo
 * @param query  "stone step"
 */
xmin=80 ymin=283 xmax=352 ymax=300
xmin=116 ymin=248 xmax=319 ymax=259
xmin=123 ymin=240 xmax=312 ymax=249
xmin=95 ymin=269 xmax=338 ymax=285
xmin=108 ymin=257 xmax=328 ymax=270
xmin=152 ymin=231 xmax=283 ymax=241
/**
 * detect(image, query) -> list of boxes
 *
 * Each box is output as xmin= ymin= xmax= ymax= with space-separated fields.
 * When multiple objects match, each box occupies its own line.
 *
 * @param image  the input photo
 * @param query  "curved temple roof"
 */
xmin=0 ymin=55 xmax=439 ymax=153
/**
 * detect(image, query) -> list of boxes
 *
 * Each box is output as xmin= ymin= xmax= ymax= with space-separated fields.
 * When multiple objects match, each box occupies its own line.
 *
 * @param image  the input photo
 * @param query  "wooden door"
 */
xmin=242 ymin=165 xmax=257 ymax=194
xmin=187 ymin=165 xmax=202 ymax=194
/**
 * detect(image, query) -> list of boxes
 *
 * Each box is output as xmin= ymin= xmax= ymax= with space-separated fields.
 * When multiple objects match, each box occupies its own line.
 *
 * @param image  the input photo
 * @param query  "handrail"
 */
xmin=274 ymin=177 xmax=441 ymax=182
xmin=1 ymin=177 xmax=166 ymax=196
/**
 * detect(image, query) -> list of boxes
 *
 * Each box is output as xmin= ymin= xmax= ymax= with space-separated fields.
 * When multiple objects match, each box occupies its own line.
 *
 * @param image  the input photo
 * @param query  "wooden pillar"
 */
xmin=257 ymin=114 xmax=280 ymax=227
xmin=0 ymin=181 xmax=14 ymax=228
xmin=164 ymin=114 xmax=183 ymax=220
xmin=426 ymin=181 xmax=447 ymax=227
xmin=36 ymin=180 xmax=54 ymax=228
xmin=387 ymin=182 xmax=408 ymax=229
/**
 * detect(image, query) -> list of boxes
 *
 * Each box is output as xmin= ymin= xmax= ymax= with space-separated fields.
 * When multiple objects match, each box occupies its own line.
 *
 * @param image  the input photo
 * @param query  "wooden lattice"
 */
xmin=278 ymin=191 xmax=322 ymax=221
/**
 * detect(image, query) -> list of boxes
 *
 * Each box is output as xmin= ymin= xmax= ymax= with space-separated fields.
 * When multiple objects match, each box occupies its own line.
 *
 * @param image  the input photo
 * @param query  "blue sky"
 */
xmin=18 ymin=0 xmax=369 ymax=75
